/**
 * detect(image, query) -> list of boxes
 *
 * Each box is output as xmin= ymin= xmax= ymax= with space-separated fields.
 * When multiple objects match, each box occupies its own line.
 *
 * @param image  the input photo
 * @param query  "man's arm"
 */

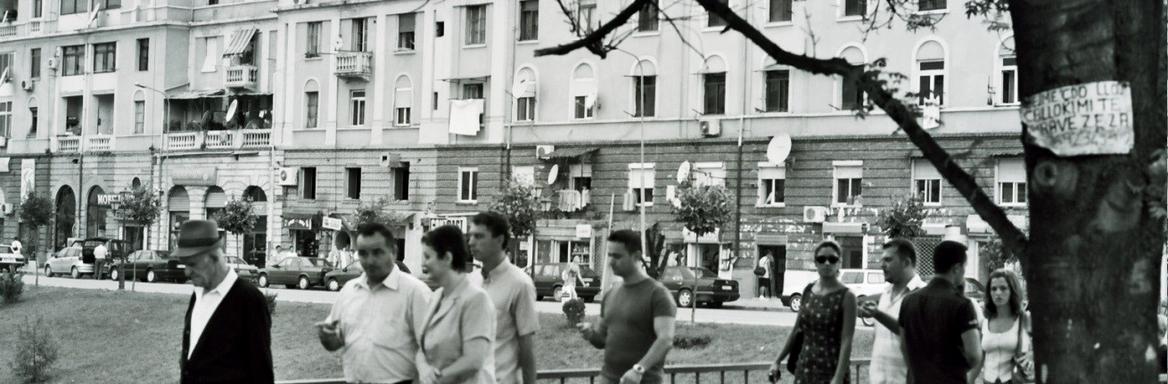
xmin=868 ymin=307 xmax=901 ymax=335
xmin=635 ymin=316 xmax=676 ymax=369
xmin=517 ymin=334 xmax=537 ymax=384
xmin=960 ymin=328 xmax=982 ymax=370
xmin=514 ymin=281 xmax=541 ymax=384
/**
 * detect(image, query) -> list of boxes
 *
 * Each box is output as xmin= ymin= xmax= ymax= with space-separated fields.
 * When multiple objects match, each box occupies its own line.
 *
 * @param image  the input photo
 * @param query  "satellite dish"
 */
xmin=676 ymin=161 xmax=692 ymax=184
xmin=547 ymin=164 xmax=559 ymax=185
xmin=225 ymin=99 xmax=239 ymax=124
xmin=766 ymin=134 xmax=792 ymax=164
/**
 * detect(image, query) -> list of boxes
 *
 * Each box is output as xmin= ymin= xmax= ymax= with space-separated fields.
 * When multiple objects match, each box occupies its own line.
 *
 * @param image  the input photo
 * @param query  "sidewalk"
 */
xmin=722 ymin=296 xmax=794 ymax=312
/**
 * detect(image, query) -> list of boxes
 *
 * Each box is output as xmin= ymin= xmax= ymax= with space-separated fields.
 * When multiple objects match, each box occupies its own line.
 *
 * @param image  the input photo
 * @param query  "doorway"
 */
xmin=758 ymin=245 xmax=786 ymax=298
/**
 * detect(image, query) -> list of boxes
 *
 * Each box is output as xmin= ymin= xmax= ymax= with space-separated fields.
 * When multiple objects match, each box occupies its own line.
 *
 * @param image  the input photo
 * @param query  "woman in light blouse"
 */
xmin=970 ymin=269 xmax=1032 ymax=384
xmin=417 ymin=225 xmax=497 ymax=384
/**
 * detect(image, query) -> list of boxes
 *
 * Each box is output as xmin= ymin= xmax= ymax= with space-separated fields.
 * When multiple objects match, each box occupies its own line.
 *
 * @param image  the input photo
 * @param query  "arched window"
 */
xmin=996 ymin=36 xmax=1017 ymax=105
xmin=304 ymin=79 xmax=320 ymax=128
xmin=133 ymin=90 xmax=146 ymax=134
xmin=702 ymin=55 xmax=728 ymax=115
xmin=394 ymin=75 xmax=414 ymax=126
xmin=915 ymin=40 xmax=947 ymax=105
xmin=839 ymin=45 xmax=867 ymax=110
xmin=513 ymin=67 xmax=537 ymax=122
xmin=630 ymin=59 xmax=656 ymax=117
xmin=570 ymin=63 xmax=596 ymax=119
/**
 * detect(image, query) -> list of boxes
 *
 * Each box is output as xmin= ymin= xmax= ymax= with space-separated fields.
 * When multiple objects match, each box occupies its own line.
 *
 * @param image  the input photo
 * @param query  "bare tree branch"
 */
xmin=537 ymin=0 xmax=653 ymax=58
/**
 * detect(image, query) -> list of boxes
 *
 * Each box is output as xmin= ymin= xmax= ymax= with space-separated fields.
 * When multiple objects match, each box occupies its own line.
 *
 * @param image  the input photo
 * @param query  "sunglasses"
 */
xmin=815 ymin=255 xmax=841 ymax=265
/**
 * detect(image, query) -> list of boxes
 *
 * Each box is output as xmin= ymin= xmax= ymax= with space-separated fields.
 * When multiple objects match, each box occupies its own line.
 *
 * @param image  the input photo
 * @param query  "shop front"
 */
xmin=285 ymin=214 xmax=319 ymax=258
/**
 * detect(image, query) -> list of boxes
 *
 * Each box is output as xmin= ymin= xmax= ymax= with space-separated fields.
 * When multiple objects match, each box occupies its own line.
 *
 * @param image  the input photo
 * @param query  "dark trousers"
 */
xmin=758 ymin=277 xmax=771 ymax=296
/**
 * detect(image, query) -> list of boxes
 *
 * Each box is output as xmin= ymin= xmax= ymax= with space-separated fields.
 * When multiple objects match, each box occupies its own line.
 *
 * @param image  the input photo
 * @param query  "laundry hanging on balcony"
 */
xmin=449 ymin=99 xmax=483 ymax=136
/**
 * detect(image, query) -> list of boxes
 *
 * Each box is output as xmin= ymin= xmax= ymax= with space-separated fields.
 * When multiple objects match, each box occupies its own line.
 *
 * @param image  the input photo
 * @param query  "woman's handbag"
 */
xmin=1013 ymin=315 xmax=1036 ymax=383
xmin=754 ymin=267 xmax=766 ymax=276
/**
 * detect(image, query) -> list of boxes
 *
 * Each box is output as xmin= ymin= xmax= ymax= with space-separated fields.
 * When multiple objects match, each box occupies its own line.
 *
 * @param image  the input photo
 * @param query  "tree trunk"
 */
xmin=118 ymin=224 xmax=126 ymax=291
xmin=1010 ymin=0 xmax=1165 ymax=382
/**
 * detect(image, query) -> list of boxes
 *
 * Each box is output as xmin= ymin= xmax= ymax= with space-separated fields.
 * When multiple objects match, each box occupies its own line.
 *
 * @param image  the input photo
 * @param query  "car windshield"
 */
xmin=304 ymin=258 xmax=332 ymax=268
xmin=841 ymin=272 xmax=863 ymax=284
xmin=691 ymin=268 xmax=716 ymax=278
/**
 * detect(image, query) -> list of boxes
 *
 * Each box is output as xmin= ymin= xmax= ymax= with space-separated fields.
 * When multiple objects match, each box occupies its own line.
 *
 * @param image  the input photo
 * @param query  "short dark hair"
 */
xmin=421 ymin=225 xmax=471 ymax=272
xmin=933 ymin=241 xmax=968 ymax=274
xmin=356 ymin=223 xmax=397 ymax=250
xmin=882 ymin=238 xmax=917 ymax=265
xmin=471 ymin=212 xmax=511 ymax=248
xmin=814 ymin=240 xmax=842 ymax=256
xmin=607 ymin=229 xmax=642 ymax=255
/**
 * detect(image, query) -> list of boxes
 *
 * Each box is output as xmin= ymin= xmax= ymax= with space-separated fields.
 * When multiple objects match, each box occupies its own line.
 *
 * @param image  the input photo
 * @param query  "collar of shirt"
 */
xmin=354 ymin=266 xmax=402 ymax=291
xmin=483 ymin=257 xmax=512 ymax=283
xmin=195 ymin=269 xmax=239 ymax=301
xmin=927 ymin=276 xmax=958 ymax=293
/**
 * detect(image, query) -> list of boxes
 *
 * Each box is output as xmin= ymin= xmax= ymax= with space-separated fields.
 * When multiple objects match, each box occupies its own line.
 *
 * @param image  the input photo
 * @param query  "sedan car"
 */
xmin=659 ymin=266 xmax=740 ymax=308
xmin=106 ymin=250 xmax=186 ymax=283
xmin=257 ymin=257 xmax=333 ymax=289
xmin=225 ymin=256 xmax=260 ymax=282
xmin=44 ymin=247 xmax=92 ymax=279
xmin=324 ymin=261 xmax=365 ymax=291
xmin=533 ymin=263 xmax=601 ymax=302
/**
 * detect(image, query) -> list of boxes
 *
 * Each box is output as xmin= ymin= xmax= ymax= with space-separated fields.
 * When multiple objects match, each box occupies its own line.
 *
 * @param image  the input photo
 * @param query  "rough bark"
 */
xmin=1010 ymin=0 xmax=1166 ymax=382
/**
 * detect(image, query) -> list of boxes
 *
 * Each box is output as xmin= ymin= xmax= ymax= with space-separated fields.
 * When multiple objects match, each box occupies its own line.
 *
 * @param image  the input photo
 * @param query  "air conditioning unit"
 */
xmin=46 ymin=57 xmax=58 ymax=70
xmin=0 ymin=203 xmax=12 ymax=215
xmin=380 ymin=153 xmax=401 ymax=168
xmin=277 ymin=167 xmax=298 ymax=186
xmin=803 ymin=206 xmax=829 ymax=223
xmin=536 ymin=145 xmax=555 ymax=160
xmin=699 ymin=118 xmax=721 ymax=137
xmin=20 ymin=80 xmax=33 ymax=91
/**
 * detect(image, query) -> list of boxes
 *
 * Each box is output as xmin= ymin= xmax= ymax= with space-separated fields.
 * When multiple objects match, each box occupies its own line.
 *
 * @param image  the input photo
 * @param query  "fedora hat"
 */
xmin=171 ymin=220 xmax=224 ymax=259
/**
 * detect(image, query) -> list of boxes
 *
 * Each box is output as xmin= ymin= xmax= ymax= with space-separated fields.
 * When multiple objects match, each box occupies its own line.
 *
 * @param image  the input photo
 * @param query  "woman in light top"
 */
xmin=970 ymin=269 xmax=1033 ymax=384
xmin=417 ymin=225 xmax=496 ymax=384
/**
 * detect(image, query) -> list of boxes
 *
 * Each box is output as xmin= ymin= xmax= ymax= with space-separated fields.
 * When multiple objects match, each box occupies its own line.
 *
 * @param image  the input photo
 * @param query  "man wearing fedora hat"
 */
xmin=175 ymin=220 xmax=274 ymax=383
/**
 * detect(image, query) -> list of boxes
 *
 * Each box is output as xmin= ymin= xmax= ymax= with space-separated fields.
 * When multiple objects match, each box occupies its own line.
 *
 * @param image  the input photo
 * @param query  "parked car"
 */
xmin=225 ymin=256 xmax=259 ymax=281
xmin=659 ymin=266 xmax=739 ymax=308
xmin=80 ymin=238 xmax=130 ymax=278
xmin=0 ymin=243 xmax=26 ymax=273
xmin=106 ymin=250 xmax=185 ymax=283
xmin=842 ymin=269 xmax=886 ymax=299
xmin=44 ymin=247 xmax=91 ymax=279
xmin=779 ymin=270 xmax=820 ymax=311
xmin=324 ymin=261 xmax=364 ymax=291
xmin=533 ymin=263 xmax=601 ymax=302
xmin=256 ymin=257 xmax=333 ymax=289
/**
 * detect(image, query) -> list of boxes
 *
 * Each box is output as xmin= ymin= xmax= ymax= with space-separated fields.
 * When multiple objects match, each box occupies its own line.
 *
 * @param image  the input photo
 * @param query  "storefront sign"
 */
xmin=286 ymin=217 xmax=312 ymax=231
xmin=575 ymin=224 xmax=592 ymax=239
xmin=96 ymin=193 xmax=124 ymax=206
xmin=429 ymin=217 xmax=468 ymax=232
xmin=321 ymin=217 xmax=342 ymax=231
xmin=1021 ymin=81 xmax=1133 ymax=156
xmin=172 ymin=167 xmax=218 ymax=186
xmin=682 ymin=228 xmax=720 ymax=243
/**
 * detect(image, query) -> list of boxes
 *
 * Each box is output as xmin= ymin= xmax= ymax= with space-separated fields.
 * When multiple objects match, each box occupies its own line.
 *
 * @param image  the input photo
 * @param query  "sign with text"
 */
xmin=321 ymin=217 xmax=342 ymax=231
xmin=1020 ymin=81 xmax=1133 ymax=156
xmin=575 ymin=224 xmax=592 ymax=239
xmin=96 ymin=193 xmax=124 ymax=206
xmin=171 ymin=167 xmax=218 ymax=186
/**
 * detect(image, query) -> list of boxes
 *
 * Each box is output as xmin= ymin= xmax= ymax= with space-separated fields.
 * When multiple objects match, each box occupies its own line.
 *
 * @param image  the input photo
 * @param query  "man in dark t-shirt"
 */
xmin=898 ymin=241 xmax=982 ymax=384
xmin=578 ymin=230 xmax=677 ymax=384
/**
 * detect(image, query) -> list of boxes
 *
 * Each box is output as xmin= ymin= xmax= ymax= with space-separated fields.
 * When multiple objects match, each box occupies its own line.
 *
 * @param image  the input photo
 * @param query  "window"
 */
xmin=61 ymin=0 xmax=85 ymax=15
xmin=912 ymin=159 xmax=942 ymax=205
xmin=918 ymin=60 xmax=945 ymax=105
xmin=840 ymin=47 xmax=865 ymax=109
xmin=465 ymin=5 xmax=487 ymax=46
xmin=345 ymin=168 xmax=361 ymax=199
xmin=919 ymin=0 xmax=946 ymax=11
xmin=396 ymin=108 xmax=412 ymax=126
xmin=33 ymin=0 xmax=42 ymax=18
xmin=306 ymin=22 xmax=322 ymax=57
xmin=708 ymin=0 xmax=728 ymax=27
xmin=463 ymin=83 xmax=484 ymax=99
xmin=571 ymin=63 xmax=597 ymax=119
xmin=30 ymin=48 xmax=40 ymax=79
xmin=433 ymin=92 xmax=439 ymax=110
xmin=28 ymin=107 xmax=37 ymax=136
xmin=394 ymin=76 xmax=413 ymax=126
xmin=350 ymin=90 xmax=366 ymax=126
xmin=352 ymin=18 xmax=369 ymax=52
xmin=133 ymin=101 xmax=145 ymax=134
xmin=398 ymin=13 xmax=416 ymax=50
xmin=305 ymin=91 xmax=319 ymax=128
xmin=201 ymin=37 xmax=219 ymax=72
xmin=574 ymin=96 xmax=594 ymax=119
xmin=435 ymin=21 xmax=445 ymax=37
xmin=836 ymin=235 xmax=864 ymax=269
xmin=628 ymin=163 xmax=656 ymax=206
xmin=758 ymin=163 xmax=785 ymax=206
xmin=93 ymin=42 xmax=116 ymax=73
xmin=638 ymin=1 xmax=658 ymax=31
xmin=997 ymin=158 xmax=1027 ymax=206
xmin=99 ymin=0 xmax=119 ymax=10
xmin=693 ymin=163 xmax=727 ymax=187
xmin=703 ymin=72 xmax=726 ymax=115
xmin=844 ymin=0 xmax=865 ymax=16
xmin=0 ymin=102 xmax=10 ymax=138
xmin=393 ymin=163 xmax=410 ymax=200
xmin=136 ymin=39 xmax=149 ymax=71
xmin=301 ymin=167 xmax=317 ymax=199
xmin=570 ymin=164 xmax=592 ymax=192
xmin=458 ymin=168 xmax=479 ymax=202
xmin=769 ymin=0 xmax=792 ymax=22
xmin=576 ymin=0 xmax=596 ymax=30
xmin=62 ymin=45 xmax=84 ymax=76
xmin=516 ymin=97 xmax=535 ymax=121
xmin=764 ymin=69 xmax=790 ymax=112
xmin=519 ymin=0 xmax=539 ymax=41
xmin=1001 ymin=56 xmax=1017 ymax=104
xmin=833 ymin=162 xmax=863 ymax=206
xmin=633 ymin=75 xmax=656 ymax=117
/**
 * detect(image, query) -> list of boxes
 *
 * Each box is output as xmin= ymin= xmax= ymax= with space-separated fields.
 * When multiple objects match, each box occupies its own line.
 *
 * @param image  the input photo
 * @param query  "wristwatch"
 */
xmin=632 ymin=364 xmax=646 ymax=374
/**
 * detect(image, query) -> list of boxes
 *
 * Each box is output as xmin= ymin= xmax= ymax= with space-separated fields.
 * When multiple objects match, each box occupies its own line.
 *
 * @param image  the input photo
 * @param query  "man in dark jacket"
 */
xmin=175 ymin=220 xmax=274 ymax=383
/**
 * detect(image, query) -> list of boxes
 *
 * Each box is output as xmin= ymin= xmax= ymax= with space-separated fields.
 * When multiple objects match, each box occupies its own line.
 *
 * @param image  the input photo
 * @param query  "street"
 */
xmin=19 ymin=273 xmax=801 ymax=327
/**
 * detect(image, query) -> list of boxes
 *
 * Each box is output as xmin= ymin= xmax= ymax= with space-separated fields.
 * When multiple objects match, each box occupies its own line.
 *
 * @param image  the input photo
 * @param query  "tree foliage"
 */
xmin=670 ymin=184 xmax=733 ymax=238
xmin=488 ymin=181 xmax=540 ymax=239
xmin=116 ymin=187 xmax=162 ymax=227
xmin=19 ymin=193 xmax=53 ymax=230
xmin=875 ymin=195 xmax=930 ymax=239
xmin=214 ymin=197 xmax=256 ymax=236
xmin=354 ymin=197 xmax=393 ymax=228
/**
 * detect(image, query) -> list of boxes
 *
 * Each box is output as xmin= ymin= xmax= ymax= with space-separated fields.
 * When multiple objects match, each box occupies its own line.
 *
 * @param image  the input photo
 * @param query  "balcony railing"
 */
xmin=240 ymin=129 xmax=271 ymax=148
xmin=226 ymin=65 xmax=258 ymax=90
xmin=86 ymin=135 xmax=114 ymax=152
xmin=164 ymin=132 xmax=199 ymax=151
xmin=55 ymin=136 xmax=80 ymax=153
xmin=334 ymin=51 xmax=373 ymax=78
xmin=204 ymin=130 xmax=234 ymax=150
xmin=0 ymin=25 xmax=15 ymax=37
xmin=164 ymin=130 xmax=271 ymax=151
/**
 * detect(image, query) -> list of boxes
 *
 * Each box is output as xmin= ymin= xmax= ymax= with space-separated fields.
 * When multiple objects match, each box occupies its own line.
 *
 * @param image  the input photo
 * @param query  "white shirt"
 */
xmin=94 ymin=244 xmax=108 ymax=260
xmin=9 ymin=240 xmax=21 ymax=254
xmin=481 ymin=259 xmax=540 ymax=384
xmin=326 ymin=267 xmax=432 ymax=384
xmin=981 ymin=317 xmax=1028 ymax=382
xmin=189 ymin=269 xmax=239 ymax=359
xmin=869 ymin=274 xmax=927 ymax=384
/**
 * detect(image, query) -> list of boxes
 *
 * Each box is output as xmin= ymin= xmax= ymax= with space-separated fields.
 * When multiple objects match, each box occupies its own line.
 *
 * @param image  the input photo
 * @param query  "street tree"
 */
xmin=18 ymin=193 xmax=53 ymax=264
xmin=114 ymin=187 xmax=162 ymax=290
xmin=213 ymin=197 xmax=256 ymax=267
xmin=353 ymin=197 xmax=393 ymax=227
xmin=489 ymin=181 xmax=540 ymax=265
xmin=537 ymin=0 xmax=1166 ymax=381
xmin=875 ymin=195 xmax=930 ymax=239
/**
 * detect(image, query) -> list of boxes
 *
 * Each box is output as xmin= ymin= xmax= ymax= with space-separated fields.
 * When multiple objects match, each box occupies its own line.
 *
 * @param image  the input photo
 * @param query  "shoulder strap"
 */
xmin=1015 ymin=314 xmax=1026 ymax=356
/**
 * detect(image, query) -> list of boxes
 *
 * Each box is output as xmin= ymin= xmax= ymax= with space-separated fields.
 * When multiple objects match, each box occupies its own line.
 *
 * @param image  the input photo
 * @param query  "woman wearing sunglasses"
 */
xmin=770 ymin=240 xmax=857 ymax=384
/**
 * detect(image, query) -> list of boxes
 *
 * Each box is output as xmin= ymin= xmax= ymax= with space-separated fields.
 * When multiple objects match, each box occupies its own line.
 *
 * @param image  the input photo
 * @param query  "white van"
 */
xmin=780 ymin=270 xmax=820 ymax=311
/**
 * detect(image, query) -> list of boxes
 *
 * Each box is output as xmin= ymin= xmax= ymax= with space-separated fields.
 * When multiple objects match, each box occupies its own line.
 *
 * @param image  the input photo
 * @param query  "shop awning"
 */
xmin=167 ymin=89 xmax=226 ymax=100
xmin=284 ymin=213 xmax=316 ymax=231
xmin=223 ymin=29 xmax=258 ymax=57
xmin=544 ymin=147 xmax=598 ymax=160
xmin=385 ymin=212 xmax=416 ymax=226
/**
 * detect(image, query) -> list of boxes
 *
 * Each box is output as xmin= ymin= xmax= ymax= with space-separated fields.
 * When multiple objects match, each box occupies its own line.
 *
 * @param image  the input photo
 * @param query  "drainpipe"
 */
xmin=733 ymin=1 xmax=751 ymax=292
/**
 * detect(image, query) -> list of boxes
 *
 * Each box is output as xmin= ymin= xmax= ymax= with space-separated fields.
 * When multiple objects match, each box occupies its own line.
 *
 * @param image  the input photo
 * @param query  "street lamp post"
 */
xmin=134 ymin=83 xmax=167 ymax=251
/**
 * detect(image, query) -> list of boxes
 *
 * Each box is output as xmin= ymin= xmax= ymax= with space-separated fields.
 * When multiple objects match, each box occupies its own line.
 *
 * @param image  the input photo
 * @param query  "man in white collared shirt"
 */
xmin=469 ymin=212 xmax=540 ymax=384
xmin=318 ymin=223 xmax=431 ymax=384
xmin=859 ymin=238 xmax=927 ymax=384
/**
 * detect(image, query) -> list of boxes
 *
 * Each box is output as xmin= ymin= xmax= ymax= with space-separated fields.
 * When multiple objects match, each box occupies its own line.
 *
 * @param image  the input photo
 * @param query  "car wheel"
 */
xmin=44 ymin=265 xmax=53 ymax=277
xmin=327 ymin=278 xmax=340 ymax=292
xmin=298 ymin=276 xmax=310 ymax=290
xmin=257 ymin=274 xmax=269 ymax=288
xmin=71 ymin=267 xmax=80 ymax=279
xmin=146 ymin=270 xmax=157 ymax=283
xmin=109 ymin=268 xmax=119 ymax=281
xmin=677 ymin=289 xmax=693 ymax=308
xmin=551 ymin=285 xmax=563 ymax=301
xmin=789 ymin=294 xmax=802 ymax=312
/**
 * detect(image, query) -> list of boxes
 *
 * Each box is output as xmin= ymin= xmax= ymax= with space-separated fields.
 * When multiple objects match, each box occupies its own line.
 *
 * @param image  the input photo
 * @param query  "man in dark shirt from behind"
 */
xmin=578 ymin=229 xmax=677 ymax=384
xmin=898 ymin=240 xmax=982 ymax=384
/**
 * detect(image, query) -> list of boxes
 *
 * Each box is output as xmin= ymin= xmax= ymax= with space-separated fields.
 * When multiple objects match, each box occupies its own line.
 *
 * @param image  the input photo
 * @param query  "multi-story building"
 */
xmin=0 ymin=0 xmax=1028 ymax=296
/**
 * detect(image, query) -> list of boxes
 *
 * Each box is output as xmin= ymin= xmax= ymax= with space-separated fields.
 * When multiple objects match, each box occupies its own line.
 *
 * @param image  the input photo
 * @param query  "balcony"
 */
xmin=225 ymin=65 xmax=258 ymax=90
xmin=86 ymin=135 xmax=114 ymax=152
xmin=554 ymin=189 xmax=591 ymax=212
xmin=334 ymin=51 xmax=372 ymax=79
xmin=55 ymin=136 xmax=80 ymax=153
xmin=164 ymin=129 xmax=271 ymax=151
xmin=239 ymin=129 xmax=271 ymax=148
xmin=204 ymin=130 xmax=234 ymax=150
xmin=164 ymin=132 xmax=199 ymax=151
